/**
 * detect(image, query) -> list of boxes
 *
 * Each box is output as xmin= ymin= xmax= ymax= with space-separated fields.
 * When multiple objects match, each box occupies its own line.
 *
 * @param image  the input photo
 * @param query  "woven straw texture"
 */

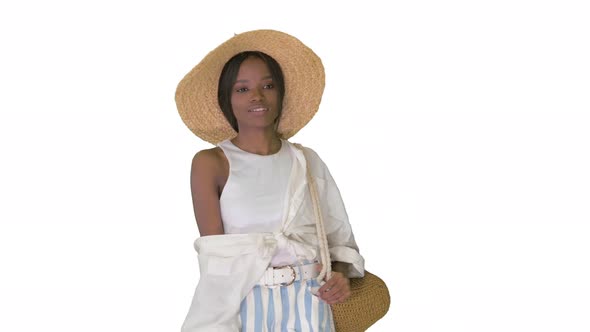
xmin=175 ymin=30 xmax=325 ymax=144
xmin=331 ymin=271 xmax=390 ymax=331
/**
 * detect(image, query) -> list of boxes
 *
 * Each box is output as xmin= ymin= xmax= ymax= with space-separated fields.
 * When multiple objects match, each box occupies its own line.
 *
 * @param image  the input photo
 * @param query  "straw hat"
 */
xmin=175 ymin=29 xmax=325 ymax=144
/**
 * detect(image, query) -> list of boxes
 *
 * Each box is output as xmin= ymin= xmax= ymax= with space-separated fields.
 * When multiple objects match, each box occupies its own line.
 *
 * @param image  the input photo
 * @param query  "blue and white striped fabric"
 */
xmin=239 ymin=278 xmax=334 ymax=332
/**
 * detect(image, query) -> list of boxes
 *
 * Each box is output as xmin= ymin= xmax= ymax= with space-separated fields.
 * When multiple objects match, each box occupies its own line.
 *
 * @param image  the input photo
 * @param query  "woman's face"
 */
xmin=230 ymin=56 xmax=280 ymax=132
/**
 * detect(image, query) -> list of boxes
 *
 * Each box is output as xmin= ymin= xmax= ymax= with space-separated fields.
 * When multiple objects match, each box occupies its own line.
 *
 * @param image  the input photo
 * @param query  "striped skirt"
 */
xmin=239 ymin=278 xmax=335 ymax=332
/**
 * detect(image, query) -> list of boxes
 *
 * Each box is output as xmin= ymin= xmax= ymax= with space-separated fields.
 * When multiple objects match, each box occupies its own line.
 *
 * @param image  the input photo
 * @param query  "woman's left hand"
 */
xmin=318 ymin=271 xmax=351 ymax=304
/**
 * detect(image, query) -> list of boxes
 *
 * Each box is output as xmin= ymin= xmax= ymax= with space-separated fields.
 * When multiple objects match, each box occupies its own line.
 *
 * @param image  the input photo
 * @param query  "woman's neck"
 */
xmin=231 ymin=130 xmax=282 ymax=155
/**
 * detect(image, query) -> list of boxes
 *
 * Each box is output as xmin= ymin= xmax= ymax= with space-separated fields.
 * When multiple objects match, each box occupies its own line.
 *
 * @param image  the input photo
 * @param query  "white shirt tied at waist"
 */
xmin=180 ymin=142 xmax=365 ymax=332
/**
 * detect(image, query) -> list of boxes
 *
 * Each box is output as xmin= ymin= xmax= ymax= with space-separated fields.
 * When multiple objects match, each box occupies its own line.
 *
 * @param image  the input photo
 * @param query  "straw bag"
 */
xmin=330 ymin=271 xmax=390 ymax=331
xmin=296 ymin=144 xmax=390 ymax=331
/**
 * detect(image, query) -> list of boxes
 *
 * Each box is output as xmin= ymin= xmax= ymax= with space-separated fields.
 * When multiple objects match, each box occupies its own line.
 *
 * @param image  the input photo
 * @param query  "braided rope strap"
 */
xmin=293 ymin=143 xmax=332 ymax=283
xmin=294 ymin=143 xmax=391 ymax=332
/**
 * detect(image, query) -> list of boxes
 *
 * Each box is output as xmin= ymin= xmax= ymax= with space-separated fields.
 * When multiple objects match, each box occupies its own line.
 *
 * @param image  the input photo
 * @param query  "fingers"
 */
xmin=318 ymin=272 xmax=351 ymax=304
xmin=322 ymin=287 xmax=347 ymax=304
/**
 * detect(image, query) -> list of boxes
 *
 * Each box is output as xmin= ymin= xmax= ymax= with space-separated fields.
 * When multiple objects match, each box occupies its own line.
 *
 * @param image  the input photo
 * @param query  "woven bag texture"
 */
xmin=331 ymin=271 xmax=390 ymax=331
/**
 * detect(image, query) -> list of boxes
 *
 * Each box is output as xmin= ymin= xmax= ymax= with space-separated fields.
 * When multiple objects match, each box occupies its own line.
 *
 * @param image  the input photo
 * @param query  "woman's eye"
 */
xmin=264 ymin=84 xmax=274 ymax=89
xmin=236 ymin=87 xmax=248 ymax=93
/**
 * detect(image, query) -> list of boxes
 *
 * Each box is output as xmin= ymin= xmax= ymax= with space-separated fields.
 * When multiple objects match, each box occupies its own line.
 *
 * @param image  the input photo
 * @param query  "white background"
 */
xmin=1 ymin=0 xmax=589 ymax=331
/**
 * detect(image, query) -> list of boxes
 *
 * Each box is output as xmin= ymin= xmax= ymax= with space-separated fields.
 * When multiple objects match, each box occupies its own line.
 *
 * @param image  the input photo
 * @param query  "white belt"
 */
xmin=258 ymin=262 xmax=320 ymax=287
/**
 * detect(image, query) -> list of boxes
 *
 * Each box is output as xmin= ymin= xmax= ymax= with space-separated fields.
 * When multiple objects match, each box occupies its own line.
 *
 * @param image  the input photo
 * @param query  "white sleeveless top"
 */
xmin=218 ymin=139 xmax=297 ymax=266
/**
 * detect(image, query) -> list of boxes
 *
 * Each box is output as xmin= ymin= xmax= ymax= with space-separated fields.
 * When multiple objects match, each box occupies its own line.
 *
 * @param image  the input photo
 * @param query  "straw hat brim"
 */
xmin=175 ymin=29 xmax=325 ymax=145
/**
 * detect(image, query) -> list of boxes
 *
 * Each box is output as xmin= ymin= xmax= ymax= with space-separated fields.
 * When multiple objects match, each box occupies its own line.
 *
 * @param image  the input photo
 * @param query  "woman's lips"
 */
xmin=248 ymin=107 xmax=269 ymax=113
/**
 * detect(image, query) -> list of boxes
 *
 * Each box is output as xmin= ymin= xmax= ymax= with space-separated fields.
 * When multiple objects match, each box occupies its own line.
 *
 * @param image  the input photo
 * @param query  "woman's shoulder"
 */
xmin=288 ymin=140 xmax=317 ymax=155
xmin=193 ymin=146 xmax=224 ymax=162
xmin=288 ymin=141 xmax=332 ymax=177
xmin=191 ymin=146 xmax=228 ymax=176
xmin=289 ymin=141 xmax=323 ymax=162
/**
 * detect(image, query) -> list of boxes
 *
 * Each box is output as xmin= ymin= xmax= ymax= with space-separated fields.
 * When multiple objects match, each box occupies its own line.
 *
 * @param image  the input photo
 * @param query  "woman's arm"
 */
xmin=190 ymin=148 xmax=227 ymax=236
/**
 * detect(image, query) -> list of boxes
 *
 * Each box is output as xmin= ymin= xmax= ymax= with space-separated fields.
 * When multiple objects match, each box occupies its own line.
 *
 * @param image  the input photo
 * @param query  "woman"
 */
xmin=176 ymin=30 xmax=365 ymax=331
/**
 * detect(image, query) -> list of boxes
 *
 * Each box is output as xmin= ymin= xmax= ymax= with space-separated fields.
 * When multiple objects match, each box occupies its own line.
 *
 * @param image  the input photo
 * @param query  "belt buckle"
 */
xmin=274 ymin=265 xmax=296 ymax=286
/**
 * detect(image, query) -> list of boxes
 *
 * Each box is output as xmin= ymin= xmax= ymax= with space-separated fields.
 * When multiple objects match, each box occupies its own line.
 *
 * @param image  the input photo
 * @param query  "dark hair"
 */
xmin=217 ymin=51 xmax=285 ymax=132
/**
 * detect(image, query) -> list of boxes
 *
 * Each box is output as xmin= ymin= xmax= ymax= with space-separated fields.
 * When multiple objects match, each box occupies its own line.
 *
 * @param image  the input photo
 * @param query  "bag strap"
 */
xmin=293 ymin=143 xmax=332 ymax=282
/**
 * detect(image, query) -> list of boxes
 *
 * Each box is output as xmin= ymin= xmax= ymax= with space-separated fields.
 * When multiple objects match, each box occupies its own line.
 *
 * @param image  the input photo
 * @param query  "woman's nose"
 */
xmin=250 ymin=88 xmax=263 ymax=102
